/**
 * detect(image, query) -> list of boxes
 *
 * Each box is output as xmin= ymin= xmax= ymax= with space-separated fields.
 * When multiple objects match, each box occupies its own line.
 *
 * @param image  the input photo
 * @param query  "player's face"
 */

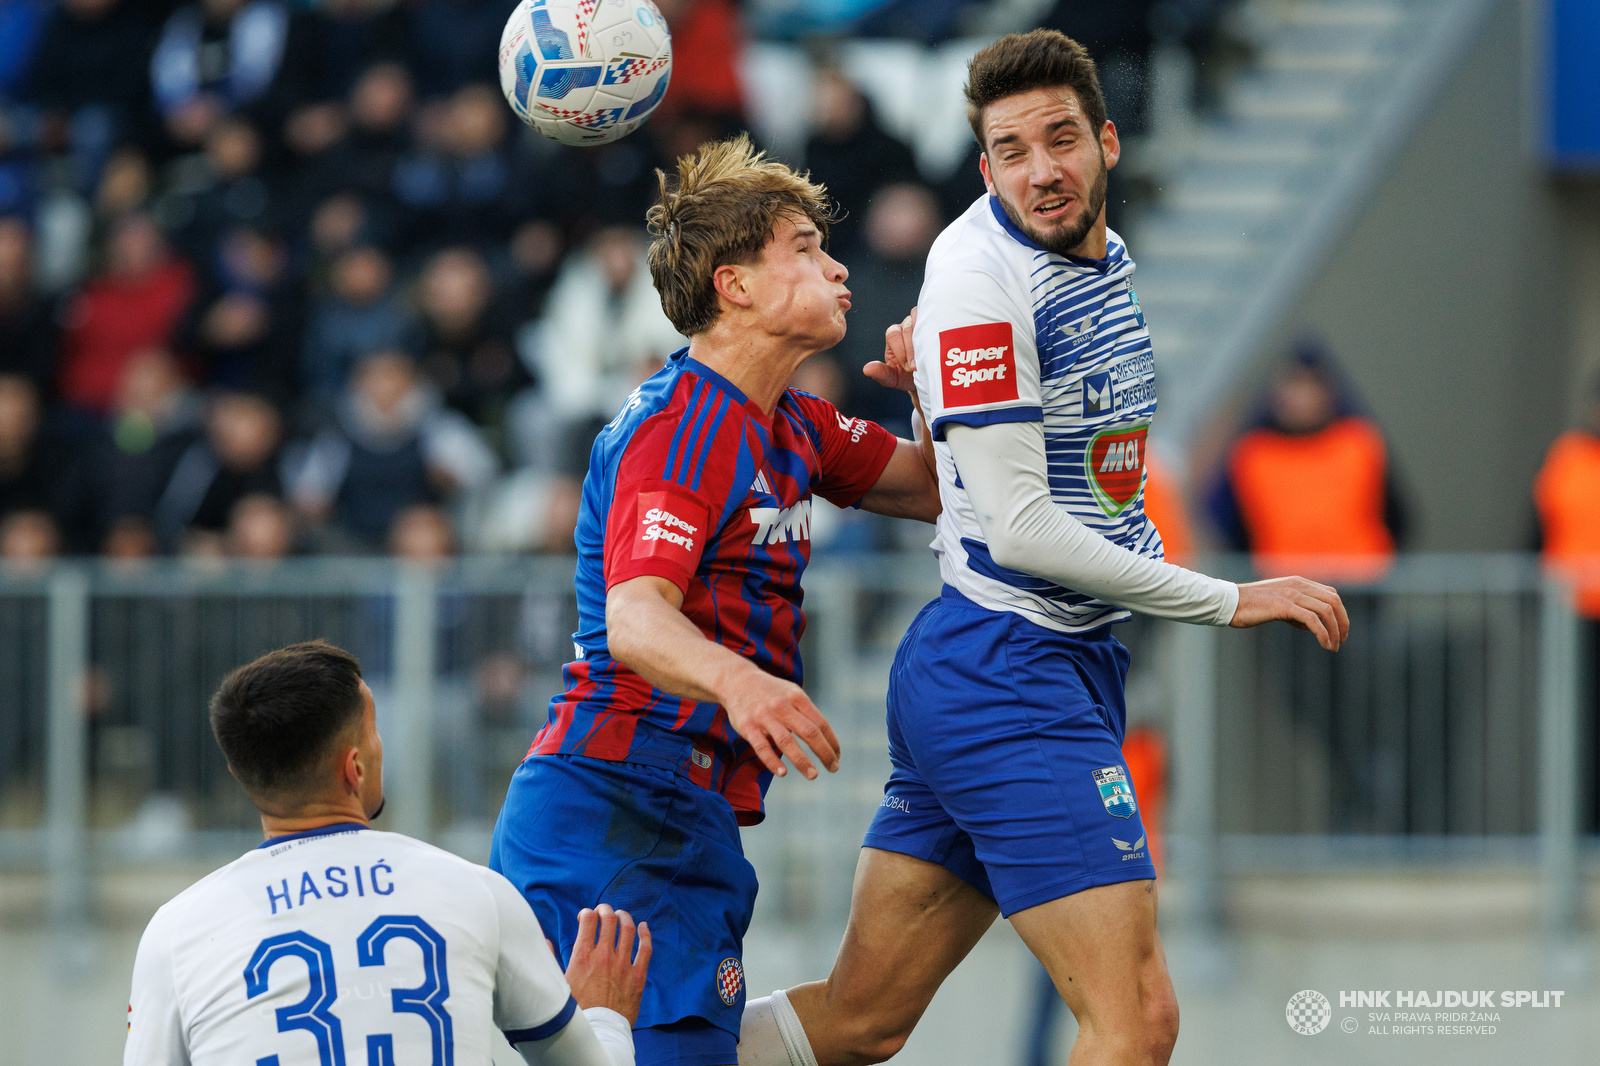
xmin=979 ymin=87 xmax=1119 ymax=257
xmin=356 ymin=681 xmax=385 ymax=820
xmin=747 ymin=214 xmax=851 ymax=351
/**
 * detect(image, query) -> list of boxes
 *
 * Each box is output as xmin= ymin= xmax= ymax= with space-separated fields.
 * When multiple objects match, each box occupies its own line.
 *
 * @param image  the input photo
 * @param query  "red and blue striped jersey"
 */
xmin=529 ymin=351 xmax=898 ymax=824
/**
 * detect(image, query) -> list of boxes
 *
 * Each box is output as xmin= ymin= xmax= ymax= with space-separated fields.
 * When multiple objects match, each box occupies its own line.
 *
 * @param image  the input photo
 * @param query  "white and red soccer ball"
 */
xmin=498 ymin=0 xmax=673 ymax=146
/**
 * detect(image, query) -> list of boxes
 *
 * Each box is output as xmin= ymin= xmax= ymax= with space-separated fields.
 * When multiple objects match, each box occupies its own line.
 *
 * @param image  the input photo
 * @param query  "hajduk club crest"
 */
xmin=716 ymin=957 xmax=744 ymax=1006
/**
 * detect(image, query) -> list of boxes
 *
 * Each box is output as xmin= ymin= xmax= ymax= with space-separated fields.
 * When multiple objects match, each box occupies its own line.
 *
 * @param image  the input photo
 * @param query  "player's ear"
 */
xmin=340 ymin=743 xmax=364 ymax=797
xmin=1100 ymin=119 xmax=1120 ymax=171
xmin=712 ymin=263 xmax=754 ymax=311
xmin=978 ymin=150 xmax=996 ymax=195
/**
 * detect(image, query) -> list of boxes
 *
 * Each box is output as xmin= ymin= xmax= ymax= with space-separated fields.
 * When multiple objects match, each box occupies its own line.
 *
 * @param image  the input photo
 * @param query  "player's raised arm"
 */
xmin=606 ymin=575 xmax=840 ymax=779
xmin=854 ymin=307 xmax=942 ymax=522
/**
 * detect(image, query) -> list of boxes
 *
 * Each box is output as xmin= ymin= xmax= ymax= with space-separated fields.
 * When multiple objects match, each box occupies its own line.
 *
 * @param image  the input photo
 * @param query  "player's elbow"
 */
xmin=984 ymin=530 xmax=1032 ymax=573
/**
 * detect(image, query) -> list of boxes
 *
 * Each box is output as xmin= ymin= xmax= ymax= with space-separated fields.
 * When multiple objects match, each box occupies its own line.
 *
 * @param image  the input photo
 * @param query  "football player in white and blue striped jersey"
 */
xmin=738 ymin=29 xmax=1348 ymax=1066
xmin=124 ymin=641 xmax=650 ymax=1066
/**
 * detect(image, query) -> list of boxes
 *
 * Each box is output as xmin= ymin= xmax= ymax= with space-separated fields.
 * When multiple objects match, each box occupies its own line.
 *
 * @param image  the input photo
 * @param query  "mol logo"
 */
xmin=1084 ymin=423 xmax=1149 ymax=516
xmin=938 ymin=322 xmax=1018 ymax=407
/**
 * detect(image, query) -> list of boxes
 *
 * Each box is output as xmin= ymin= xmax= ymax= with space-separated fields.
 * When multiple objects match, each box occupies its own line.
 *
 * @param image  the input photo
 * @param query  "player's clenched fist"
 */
xmin=565 ymin=903 xmax=652 ymax=1024
xmin=1230 ymin=575 xmax=1351 ymax=651
xmin=720 ymin=667 xmax=841 ymax=780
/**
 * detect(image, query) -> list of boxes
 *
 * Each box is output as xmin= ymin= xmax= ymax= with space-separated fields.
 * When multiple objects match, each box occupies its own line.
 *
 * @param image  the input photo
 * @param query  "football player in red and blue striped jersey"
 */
xmin=490 ymin=136 xmax=940 ymax=1066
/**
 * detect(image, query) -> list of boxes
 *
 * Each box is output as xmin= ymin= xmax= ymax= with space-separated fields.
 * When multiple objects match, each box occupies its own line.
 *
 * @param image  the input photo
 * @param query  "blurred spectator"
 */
xmin=0 ymin=373 xmax=52 ymax=515
xmin=392 ymin=83 xmax=510 ymax=252
xmin=0 ymin=507 xmax=57 ymax=562
xmin=102 ymin=512 xmax=156 ymax=557
xmin=803 ymin=67 xmax=918 ymax=257
xmin=831 ymin=182 xmax=938 ymax=431
xmin=287 ymin=350 xmax=495 ymax=549
xmin=390 ymin=501 xmax=453 ymax=560
xmin=1141 ymin=450 xmax=1192 ymax=564
xmin=504 ymin=217 xmax=564 ymax=324
xmin=301 ymin=243 xmax=415 ymax=403
xmin=94 ymin=146 xmax=154 ymax=220
xmin=180 ymin=224 xmax=302 ymax=403
xmin=0 ymin=0 xmax=45 ymax=104
xmin=655 ymin=0 xmax=746 ymax=123
xmin=291 ymin=62 xmax=412 ymax=235
xmin=96 ymin=347 xmax=205 ymax=539
xmin=525 ymin=226 xmax=680 ymax=421
xmin=150 ymin=0 xmax=302 ymax=152
xmin=1533 ymin=374 xmax=1600 ymax=831
xmin=415 ymin=245 xmax=526 ymax=441
xmin=1208 ymin=340 xmax=1406 ymax=579
xmin=0 ymin=214 xmax=56 ymax=393
xmin=25 ymin=0 xmax=154 ymax=193
xmin=304 ymin=0 xmax=410 ymax=104
xmin=165 ymin=117 xmax=275 ymax=264
xmin=405 ymin=0 xmax=509 ymax=99
xmin=153 ymin=390 xmax=283 ymax=550
xmin=1534 ymin=373 xmax=1600 ymax=618
xmin=226 ymin=490 xmax=293 ymax=558
xmin=58 ymin=213 xmax=195 ymax=413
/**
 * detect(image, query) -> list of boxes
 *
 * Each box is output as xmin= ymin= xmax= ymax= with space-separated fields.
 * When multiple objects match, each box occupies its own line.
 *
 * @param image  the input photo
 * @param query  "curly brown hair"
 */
xmin=646 ymin=134 xmax=839 ymax=336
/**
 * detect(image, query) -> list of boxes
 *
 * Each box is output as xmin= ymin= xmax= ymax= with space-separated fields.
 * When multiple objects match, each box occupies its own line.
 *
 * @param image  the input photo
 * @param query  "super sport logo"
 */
xmin=632 ymin=491 xmax=706 ymax=560
xmin=939 ymin=322 xmax=1019 ymax=407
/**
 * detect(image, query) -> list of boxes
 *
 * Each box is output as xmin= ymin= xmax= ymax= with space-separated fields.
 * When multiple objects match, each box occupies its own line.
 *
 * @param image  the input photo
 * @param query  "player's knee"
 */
xmin=1144 ymin=987 xmax=1179 ymax=1061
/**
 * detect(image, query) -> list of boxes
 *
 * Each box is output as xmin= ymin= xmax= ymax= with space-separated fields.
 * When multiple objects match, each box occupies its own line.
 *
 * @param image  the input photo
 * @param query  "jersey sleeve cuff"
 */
xmin=829 ymin=424 xmax=899 ymax=510
xmin=1211 ymin=579 xmax=1240 ymax=627
xmin=930 ymin=406 xmax=1043 ymax=441
xmin=503 ymin=994 xmax=578 ymax=1045
xmin=605 ymin=559 xmax=694 ymax=595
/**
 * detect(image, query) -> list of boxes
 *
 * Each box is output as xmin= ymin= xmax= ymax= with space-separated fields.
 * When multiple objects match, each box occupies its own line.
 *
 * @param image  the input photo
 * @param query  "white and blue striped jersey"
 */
xmin=912 ymin=195 xmax=1162 ymax=633
xmin=124 ymin=825 xmax=577 ymax=1066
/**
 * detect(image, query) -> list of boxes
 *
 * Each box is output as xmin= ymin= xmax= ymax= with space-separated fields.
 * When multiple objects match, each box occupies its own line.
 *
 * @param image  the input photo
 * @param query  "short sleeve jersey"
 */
xmin=912 ymin=195 xmax=1163 ymax=633
xmin=124 ymin=826 xmax=577 ymax=1066
xmin=530 ymin=351 xmax=897 ymax=824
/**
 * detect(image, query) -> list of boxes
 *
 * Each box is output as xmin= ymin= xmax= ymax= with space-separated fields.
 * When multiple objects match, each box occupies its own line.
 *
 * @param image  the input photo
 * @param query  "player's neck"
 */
xmin=259 ymin=800 xmax=372 ymax=840
xmin=685 ymin=332 xmax=807 ymax=416
xmin=1069 ymin=212 xmax=1109 ymax=260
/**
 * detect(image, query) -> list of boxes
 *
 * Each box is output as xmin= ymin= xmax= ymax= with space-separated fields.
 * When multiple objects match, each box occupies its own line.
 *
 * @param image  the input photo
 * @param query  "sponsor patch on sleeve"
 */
xmin=631 ymin=490 xmax=708 ymax=563
xmin=939 ymin=322 xmax=1018 ymax=408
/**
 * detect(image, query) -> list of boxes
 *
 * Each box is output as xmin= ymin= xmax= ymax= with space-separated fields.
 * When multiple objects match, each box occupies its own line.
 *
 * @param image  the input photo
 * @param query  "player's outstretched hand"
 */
xmin=566 ymin=904 xmax=651 ymax=1025
xmin=1230 ymin=576 xmax=1350 ymax=651
xmin=863 ymin=306 xmax=918 ymax=393
xmin=721 ymin=666 xmax=840 ymax=779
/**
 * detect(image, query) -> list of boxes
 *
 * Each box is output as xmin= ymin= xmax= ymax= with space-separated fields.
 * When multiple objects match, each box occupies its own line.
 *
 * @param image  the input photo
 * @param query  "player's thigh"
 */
xmin=1008 ymin=879 xmax=1176 ymax=1041
xmin=790 ymin=847 xmax=998 ymax=1056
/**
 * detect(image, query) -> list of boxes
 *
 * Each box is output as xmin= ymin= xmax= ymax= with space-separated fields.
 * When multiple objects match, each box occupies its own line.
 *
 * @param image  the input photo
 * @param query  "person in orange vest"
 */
xmin=1208 ymin=339 xmax=1408 ymax=580
xmin=1533 ymin=373 xmax=1600 ymax=831
xmin=1535 ymin=376 xmax=1600 ymax=618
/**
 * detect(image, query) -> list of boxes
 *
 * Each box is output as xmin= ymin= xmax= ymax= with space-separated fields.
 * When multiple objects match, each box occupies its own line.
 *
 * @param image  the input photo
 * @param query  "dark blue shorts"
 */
xmin=490 ymin=754 xmax=754 ymax=1066
xmin=863 ymin=587 xmax=1157 ymax=917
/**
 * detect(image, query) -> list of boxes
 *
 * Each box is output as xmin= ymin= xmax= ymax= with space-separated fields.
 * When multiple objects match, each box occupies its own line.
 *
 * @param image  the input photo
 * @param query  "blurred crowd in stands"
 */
xmin=0 ymin=0 xmax=1288 ymax=566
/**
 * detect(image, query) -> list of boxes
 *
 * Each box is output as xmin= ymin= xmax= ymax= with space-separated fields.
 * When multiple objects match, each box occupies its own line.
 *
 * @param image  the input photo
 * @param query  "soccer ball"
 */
xmin=498 ymin=0 xmax=673 ymax=146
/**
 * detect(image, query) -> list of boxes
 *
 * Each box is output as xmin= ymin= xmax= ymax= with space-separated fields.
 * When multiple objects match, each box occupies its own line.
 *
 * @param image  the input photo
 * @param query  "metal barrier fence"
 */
xmin=0 ymin=554 xmax=1589 ymax=944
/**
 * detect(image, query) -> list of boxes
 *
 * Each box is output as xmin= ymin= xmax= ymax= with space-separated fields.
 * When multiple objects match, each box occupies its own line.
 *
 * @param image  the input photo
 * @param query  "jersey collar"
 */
xmin=987 ymin=195 xmax=1116 ymax=273
xmin=675 ymin=348 xmax=777 ymax=426
xmin=256 ymin=822 xmax=369 ymax=849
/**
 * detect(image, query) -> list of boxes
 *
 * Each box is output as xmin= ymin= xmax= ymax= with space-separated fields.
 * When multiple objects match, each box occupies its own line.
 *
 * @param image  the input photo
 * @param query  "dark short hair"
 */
xmin=209 ymin=641 xmax=364 ymax=799
xmin=964 ymin=29 xmax=1107 ymax=151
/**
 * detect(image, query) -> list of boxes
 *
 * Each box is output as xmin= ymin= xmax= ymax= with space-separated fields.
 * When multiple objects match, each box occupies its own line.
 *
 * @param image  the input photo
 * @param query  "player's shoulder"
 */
xmin=927 ymin=196 xmax=1033 ymax=276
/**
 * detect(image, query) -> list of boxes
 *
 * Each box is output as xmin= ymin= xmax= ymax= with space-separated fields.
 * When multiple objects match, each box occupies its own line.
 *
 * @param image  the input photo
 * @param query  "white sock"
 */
xmin=738 ymin=989 xmax=819 ymax=1066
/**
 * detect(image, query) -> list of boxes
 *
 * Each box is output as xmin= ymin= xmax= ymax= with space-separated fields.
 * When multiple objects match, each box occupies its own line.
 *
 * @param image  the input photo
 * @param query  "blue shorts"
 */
xmin=863 ymin=587 xmax=1157 ymax=917
xmin=490 ymin=754 xmax=755 ymax=1066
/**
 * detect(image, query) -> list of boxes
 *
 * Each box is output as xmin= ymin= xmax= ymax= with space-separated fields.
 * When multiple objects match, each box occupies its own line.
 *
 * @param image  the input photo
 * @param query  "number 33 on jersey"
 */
xmin=125 ymin=826 xmax=578 ymax=1066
